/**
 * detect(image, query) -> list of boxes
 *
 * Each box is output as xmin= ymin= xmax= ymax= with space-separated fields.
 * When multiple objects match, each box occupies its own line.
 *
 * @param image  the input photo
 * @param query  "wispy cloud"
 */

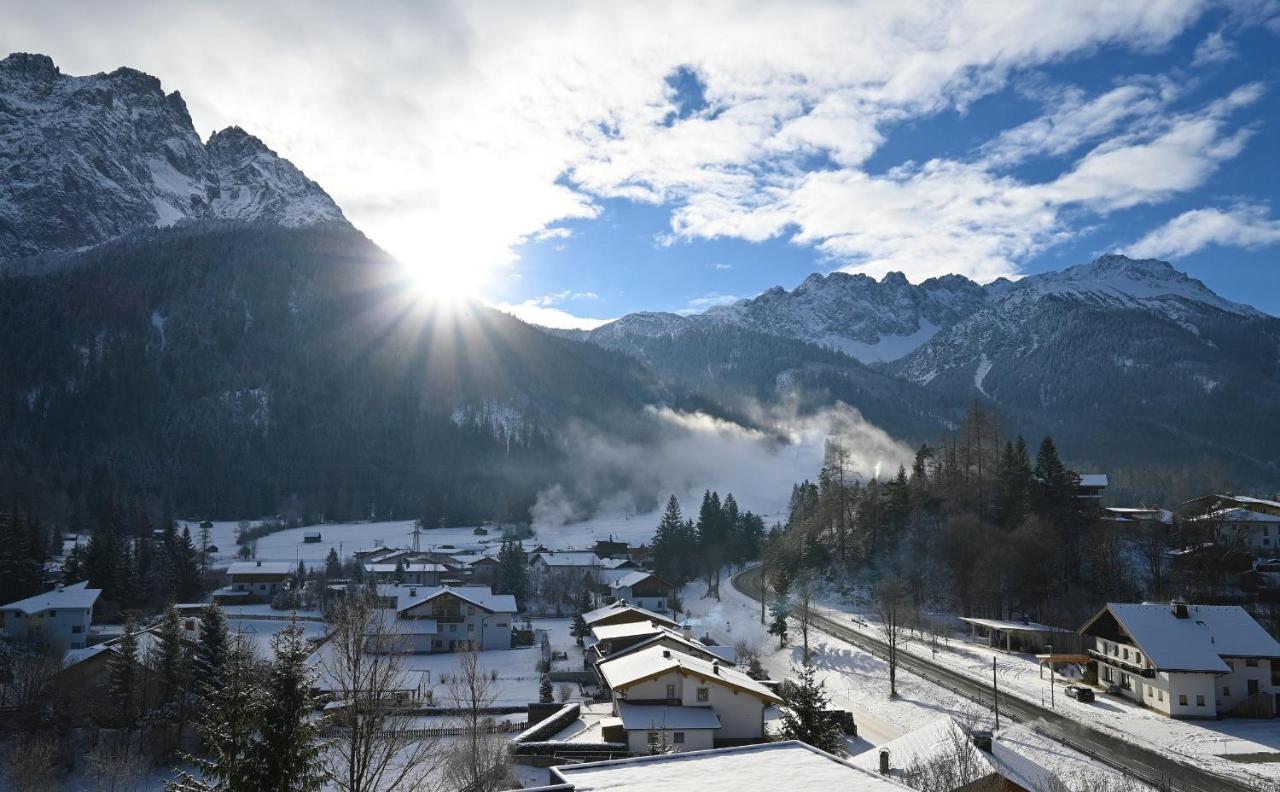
xmin=1192 ymin=28 xmax=1238 ymax=66
xmin=491 ymin=300 xmax=613 ymax=330
xmin=1126 ymin=203 xmax=1280 ymax=259
xmin=677 ymin=293 xmax=741 ymax=315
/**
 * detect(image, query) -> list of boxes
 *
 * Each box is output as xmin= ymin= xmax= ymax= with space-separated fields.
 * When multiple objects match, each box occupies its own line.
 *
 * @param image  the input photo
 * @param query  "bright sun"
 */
xmin=403 ymin=260 xmax=487 ymax=305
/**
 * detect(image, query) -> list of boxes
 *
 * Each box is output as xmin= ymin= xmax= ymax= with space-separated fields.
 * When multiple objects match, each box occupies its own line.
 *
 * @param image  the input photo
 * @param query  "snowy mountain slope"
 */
xmin=0 ymin=53 xmax=347 ymax=262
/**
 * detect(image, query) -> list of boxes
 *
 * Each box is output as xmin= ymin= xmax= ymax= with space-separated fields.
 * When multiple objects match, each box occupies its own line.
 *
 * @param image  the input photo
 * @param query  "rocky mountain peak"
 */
xmin=0 ymin=53 xmax=349 ymax=263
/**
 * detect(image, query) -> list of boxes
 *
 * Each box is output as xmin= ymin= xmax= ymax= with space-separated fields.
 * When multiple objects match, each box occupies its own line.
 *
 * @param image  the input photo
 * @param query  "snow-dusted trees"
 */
xmin=495 ymin=535 xmax=529 ymax=610
xmin=445 ymin=645 xmax=509 ymax=792
xmin=873 ymin=577 xmax=909 ymax=699
xmin=108 ymin=617 xmax=141 ymax=728
xmin=253 ymin=621 xmax=326 ymax=791
xmin=777 ymin=658 xmax=843 ymax=755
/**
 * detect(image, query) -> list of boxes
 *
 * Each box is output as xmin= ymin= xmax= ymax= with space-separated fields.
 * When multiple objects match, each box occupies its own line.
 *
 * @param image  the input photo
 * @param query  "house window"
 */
xmin=1245 ymin=658 xmax=1258 ymax=667
xmin=673 ymin=732 xmax=685 ymax=744
xmin=696 ymin=687 xmax=709 ymax=703
xmin=467 ymin=623 xmax=474 ymax=632
xmin=1157 ymin=690 xmax=1163 ymax=702
xmin=666 ymin=684 xmax=676 ymax=699
xmin=1223 ymin=686 xmax=1231 ymax=697
xmin=71 ymin=625 xmax=83 ymax=634
xmin=1196 ymin=695 xmax=1205 ymax=706
xmin=1122 ymin=648 xmax=1129 ymax=661
xmin=1248 ymin=680 xmax=1259 ymax=695
xmin=1178 ymin=694 xmax=1187 ymax=706
xmin=1135 ymin=652 xmax=1142 ymax=664
xmin=49 ymin=610 xmax=56 ymax=617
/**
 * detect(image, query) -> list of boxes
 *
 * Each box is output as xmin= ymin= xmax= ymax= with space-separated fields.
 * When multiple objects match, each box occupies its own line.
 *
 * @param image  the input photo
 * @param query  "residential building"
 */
xmin=1183 ymin=494 xmax=1280 ymax=552
xmin=849 ymin=716 xmax=1044 ymax=791
xmin=1079 ymin=601 xmax=1280 ymax=717
xmin=596 ymin=644 xmax=780 ymax=745
xmin=582 ymin=601 xmax=679 ymax=631
xmin=539 ymin=741 xmax=904 ymax=792
xmin=0 ymin=581 xmax=100 ymax=650
xmin=588 ymin=624 xmax=737 ymax=676
xmin=362 ymin=562 xmax=448 ymax=586
xmin=367 ymin=584 xmax=517 ymax=653
xmin=222 ymin=560 xmax=293 ymax=603
xmin=606 ymin=571 xmax=674 ymax=613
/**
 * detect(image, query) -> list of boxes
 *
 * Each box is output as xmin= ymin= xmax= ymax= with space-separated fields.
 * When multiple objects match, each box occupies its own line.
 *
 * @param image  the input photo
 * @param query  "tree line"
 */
xmin=651 ymin=490 xmax=766 ymax=596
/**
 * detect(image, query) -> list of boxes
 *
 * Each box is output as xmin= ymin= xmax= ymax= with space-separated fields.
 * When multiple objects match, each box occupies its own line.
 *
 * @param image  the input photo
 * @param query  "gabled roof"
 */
xmin=1190 ymin=507 xmax=1280 ymax=524
xmin=552 ymin=741 xmax=902 ymax=791
xmin=582 ymin=601 xmax=678 ymax=628
xmin=850 ymin=717 xmax=1000 ymax=780
xmin=1081 ymin=602 xmax=1280 ymax=672
xmin=1078 ymin=473 xmax=1108 ymax=488
xmin=614 ymin=702 xmax=720 ymax=730
xmin=536 ymin=551 xmax=604 ymax=567
xmin=382 ymin=584 xmax=517 ymax=615
xmin=595 ymin=628 xmax=726 ymax=667
xmin=610 ymin=570 xmax=658 ymax=590
xmin=598 ymin=645 xmax=779 ymax=703
xmin=2 ymin=581 xmax=101 ymax=614
xmin=226 ymin=561 xmax=293 ymax=576
xmin=363 ymin=563 xmax=449 ymax=573
xmin=591 ymin=620 xmax=668 ymax=643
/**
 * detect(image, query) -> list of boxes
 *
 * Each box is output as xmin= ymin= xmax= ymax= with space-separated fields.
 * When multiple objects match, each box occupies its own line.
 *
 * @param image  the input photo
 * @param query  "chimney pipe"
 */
xmin=1171 ymin=599 xmax=1188 ymax=619
xmin=879 ymin=749 xmax=890 ymax=776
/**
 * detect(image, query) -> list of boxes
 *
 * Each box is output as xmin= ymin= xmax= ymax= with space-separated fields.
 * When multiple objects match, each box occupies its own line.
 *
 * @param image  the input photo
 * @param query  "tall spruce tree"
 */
xmin=195 ymin=600 xmax=230 ymax=695
xmin=171 ymin=642 xmax=263 ymax=792
xmin=252 ymin=620 xmax=326 ymax=791
xmin=109 ymin=617 xmax=141 ymax=728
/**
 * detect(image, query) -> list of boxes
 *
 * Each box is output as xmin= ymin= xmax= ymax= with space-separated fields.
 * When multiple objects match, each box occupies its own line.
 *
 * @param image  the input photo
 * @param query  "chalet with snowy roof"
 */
xmin=1184 ymin=494 xmax=1280 ymax=552
xmin=538 ymin=741 xmax=904 ymax=792
xmin=365 ymin=584 xmax=516 ymax=652
xmin=362 ymin=561 xmax=449 ymax=586
xmin=592 ymin=538 xmax=629 ymax=559
xmin=849 ymin=716 xmax=1045 ymax=791
xmin=1079 ymin=601 xmax=1280 ymax=717
xmin=596 ymin=644 xmax=780 ymax=747
xmin=219 ymin=560 xmax=293 ymax=603
xmin=588 ymin=624 xmax=734 ymax=675
xmin=0 ymin=581 xmax=100 ymax=650
xmin=582 ymin=600 xmax=679 ymax=629
xmin=606 ymin=571 xmax=674 ymax=613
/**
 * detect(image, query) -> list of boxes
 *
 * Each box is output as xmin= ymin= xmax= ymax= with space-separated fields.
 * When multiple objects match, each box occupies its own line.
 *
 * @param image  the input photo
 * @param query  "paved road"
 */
xmin=733 ymin=565 xmax=1260 ymax=792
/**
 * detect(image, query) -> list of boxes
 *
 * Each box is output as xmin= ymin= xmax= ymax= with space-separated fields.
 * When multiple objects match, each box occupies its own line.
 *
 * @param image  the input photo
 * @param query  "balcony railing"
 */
xmin=1088 ymin=648 xmax=1155 ymax=677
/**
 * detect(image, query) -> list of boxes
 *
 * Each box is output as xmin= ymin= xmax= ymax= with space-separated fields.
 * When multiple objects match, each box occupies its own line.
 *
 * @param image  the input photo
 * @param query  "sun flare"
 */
xmin=402 ymin=259 xmax=487 ymax=306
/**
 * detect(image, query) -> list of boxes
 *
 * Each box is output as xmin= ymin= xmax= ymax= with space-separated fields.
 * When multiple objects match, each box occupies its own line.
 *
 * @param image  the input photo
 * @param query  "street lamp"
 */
xmin=1046 ymin=643 xmax=1054 ymax=709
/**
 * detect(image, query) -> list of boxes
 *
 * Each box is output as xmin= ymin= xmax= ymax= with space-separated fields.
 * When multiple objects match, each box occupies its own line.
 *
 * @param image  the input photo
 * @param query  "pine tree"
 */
xmin=652 ymin=495 xmax=685 ymax=585
xmin=393 ymin=557 xmax=406 ymax=584
xmin=195 ymin=601 xmax=230 ymax=695
xmin=324 ymin=548 xmax=342 ymax=579
xmin=154 ymin=604 xmax=190 ymax=709
xmin=252 ymin=620 xmax=327 ymax=791
xmin=539 ymin=674 xmax=554 ymax=704
xmin=171 ymin=642 xmax=263 ymax=792
xmin=109 ymin=617 xmax=141 ymax=727
xmin=767 ymin=590 xmax=790 ymax=649
xmin=778 ymin=659 xmax=843 ymax=754
xmin=994 ymin=437 xmax=1033 ymax=530
xmin=496 ymin=535 xmax=530 ymax=609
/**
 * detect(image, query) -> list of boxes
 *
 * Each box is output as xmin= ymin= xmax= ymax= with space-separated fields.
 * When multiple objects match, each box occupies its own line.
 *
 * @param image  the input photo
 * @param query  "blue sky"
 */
xmin=8 ymin=2 xmax=1280 ymax=324
xmin=497 ymin=7 xmax=1280 ymax=325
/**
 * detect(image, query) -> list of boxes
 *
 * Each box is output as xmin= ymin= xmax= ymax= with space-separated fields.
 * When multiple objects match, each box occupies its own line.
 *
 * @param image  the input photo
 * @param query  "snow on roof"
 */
xmin=377 ymin=584 xmax=516 ymax=614
xmin=582 ymin=601 xmax=678 ymax=627
xmin=226 ymin=561 xmax=294 ymax=576
xmin=362 ymin=563 xmax=449 ymax=573
xmin=597 ymin=645 xmax=779 ymax=702
xmin=536 ymin=551 xmax=604 ymax=567
xmin=591 ymin=620 xmax=668 ymax=643
xmin=1230 ymin=495 xmax=1280 ymax=510
xmin=1079 ymin=473 xmax=1108 ymax=488
xmin=959 ymin=616 xmax=1069 ymax=634
xmin=2 ymin=580 xmax=100 ymax=614
xmin=1190 ymin=507 xmax=1280 ymax=524
xmin=596 ymin=630 xmax=725 ymax=666
xmin=552 ymin=741 xmax=902 ymax=791
xmin=614 ymin=702 xmax=721 ymax=730
xmin=1093 ymin=603 xmax=1280 ymax=672
xmin=609 ymin=570 xmax=654 ymax=590
xmin=850 ymin=717 xmax=999 ymax=779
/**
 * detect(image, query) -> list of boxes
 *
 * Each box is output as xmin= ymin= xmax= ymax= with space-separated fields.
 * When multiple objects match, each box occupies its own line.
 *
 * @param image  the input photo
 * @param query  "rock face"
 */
xmin=0 ymin=52 xmax=347 ymax=262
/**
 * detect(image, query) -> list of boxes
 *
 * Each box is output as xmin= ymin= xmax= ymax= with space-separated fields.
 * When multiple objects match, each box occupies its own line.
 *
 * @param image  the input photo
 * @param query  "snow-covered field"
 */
xmin=678 ymin=573 xmax=1159 ymax=791
xmin=811 ymin=598 xmax=1280 ymax=788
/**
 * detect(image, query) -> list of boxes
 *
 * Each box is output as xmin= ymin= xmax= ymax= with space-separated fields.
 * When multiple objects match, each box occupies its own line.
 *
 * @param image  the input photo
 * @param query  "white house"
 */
xmin=368 ymin=584 xmax=516 ymax=653
xmin=582 ymin=601 xmax=679 ymax=631
xmin=597 ymin=644 xmax=780 ymax=747
xmin=1080 ymin=601 xmax=1280 ymax=718
xmin=1183 ymin=494 xmax=1280 ymax=552
xmin=0 ymin=581 xmax=101 ymax=650
xmin=606 ymin=571 xmax=674 ymax=613
xmin=223 ymin=560 xmax=293 ymax=602
xmin=546 ymin=741 xmax=904 ymax=792
xmin=362 ymin=562 xmax=449 ymax=586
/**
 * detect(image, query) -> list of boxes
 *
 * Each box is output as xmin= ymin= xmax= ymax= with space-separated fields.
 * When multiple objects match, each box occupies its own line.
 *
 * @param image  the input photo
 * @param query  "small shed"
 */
xmin=303 ymin=531 xmax=323 ymax=544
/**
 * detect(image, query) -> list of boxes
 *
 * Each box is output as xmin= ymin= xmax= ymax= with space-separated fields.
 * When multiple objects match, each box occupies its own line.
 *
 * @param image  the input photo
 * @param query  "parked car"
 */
xmin=1064 ymin=684 xmax=1095 ymax=702
xmin=1103 ymin=683 xmax=1122 ymax=696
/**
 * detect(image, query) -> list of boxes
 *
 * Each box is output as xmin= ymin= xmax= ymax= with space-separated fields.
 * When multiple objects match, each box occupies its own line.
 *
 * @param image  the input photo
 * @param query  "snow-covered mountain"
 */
xmin=0 ymin=53 xmax=347 ymax=262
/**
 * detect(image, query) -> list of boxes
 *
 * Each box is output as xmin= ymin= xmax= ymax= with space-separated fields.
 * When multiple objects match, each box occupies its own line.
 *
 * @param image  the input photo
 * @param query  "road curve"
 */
xmin=732 ymin=565 xmax=1260 ymax=792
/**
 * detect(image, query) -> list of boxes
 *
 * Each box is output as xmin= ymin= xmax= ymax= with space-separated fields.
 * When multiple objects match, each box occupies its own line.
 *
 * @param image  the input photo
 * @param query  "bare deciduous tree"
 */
xmin=4 ymin=733 xmax=60 ymax=792
xmin=445 ymin=645 xmax=509 ymax=792
xmin=874 ymin=577 xmax=909 ymax=699
xmin=319 ymin=594 xmax=445 ymax=792
xmin=85 ymin=736 xmax=148 ymax=792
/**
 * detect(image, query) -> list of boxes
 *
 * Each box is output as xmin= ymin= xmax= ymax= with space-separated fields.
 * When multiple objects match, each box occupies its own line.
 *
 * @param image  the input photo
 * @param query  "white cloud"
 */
xmin=3 ymin=0 xmax=1214 ymax=286
xmin=1192 ymin=28 xmax=1238 ymax=65
xmin=490 ymin=300 xmax=613 ymax=330
xmin=1125 ymin=203 xmax=1280 ymax=258
xmin=677 ymin=293 xmax=741 ymax=314
xmin=711 ymin=262 xmax=733 ymax=271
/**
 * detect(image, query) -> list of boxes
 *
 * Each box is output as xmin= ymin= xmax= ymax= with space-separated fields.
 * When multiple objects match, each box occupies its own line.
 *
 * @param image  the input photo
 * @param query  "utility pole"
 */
xmin=1047 ymin=643 xmax=1055 ymax=710
xmin=993 ymin=656 xmax=1000 ymax=732
xmin=759 ymin=564 xmax=766 ymax=626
